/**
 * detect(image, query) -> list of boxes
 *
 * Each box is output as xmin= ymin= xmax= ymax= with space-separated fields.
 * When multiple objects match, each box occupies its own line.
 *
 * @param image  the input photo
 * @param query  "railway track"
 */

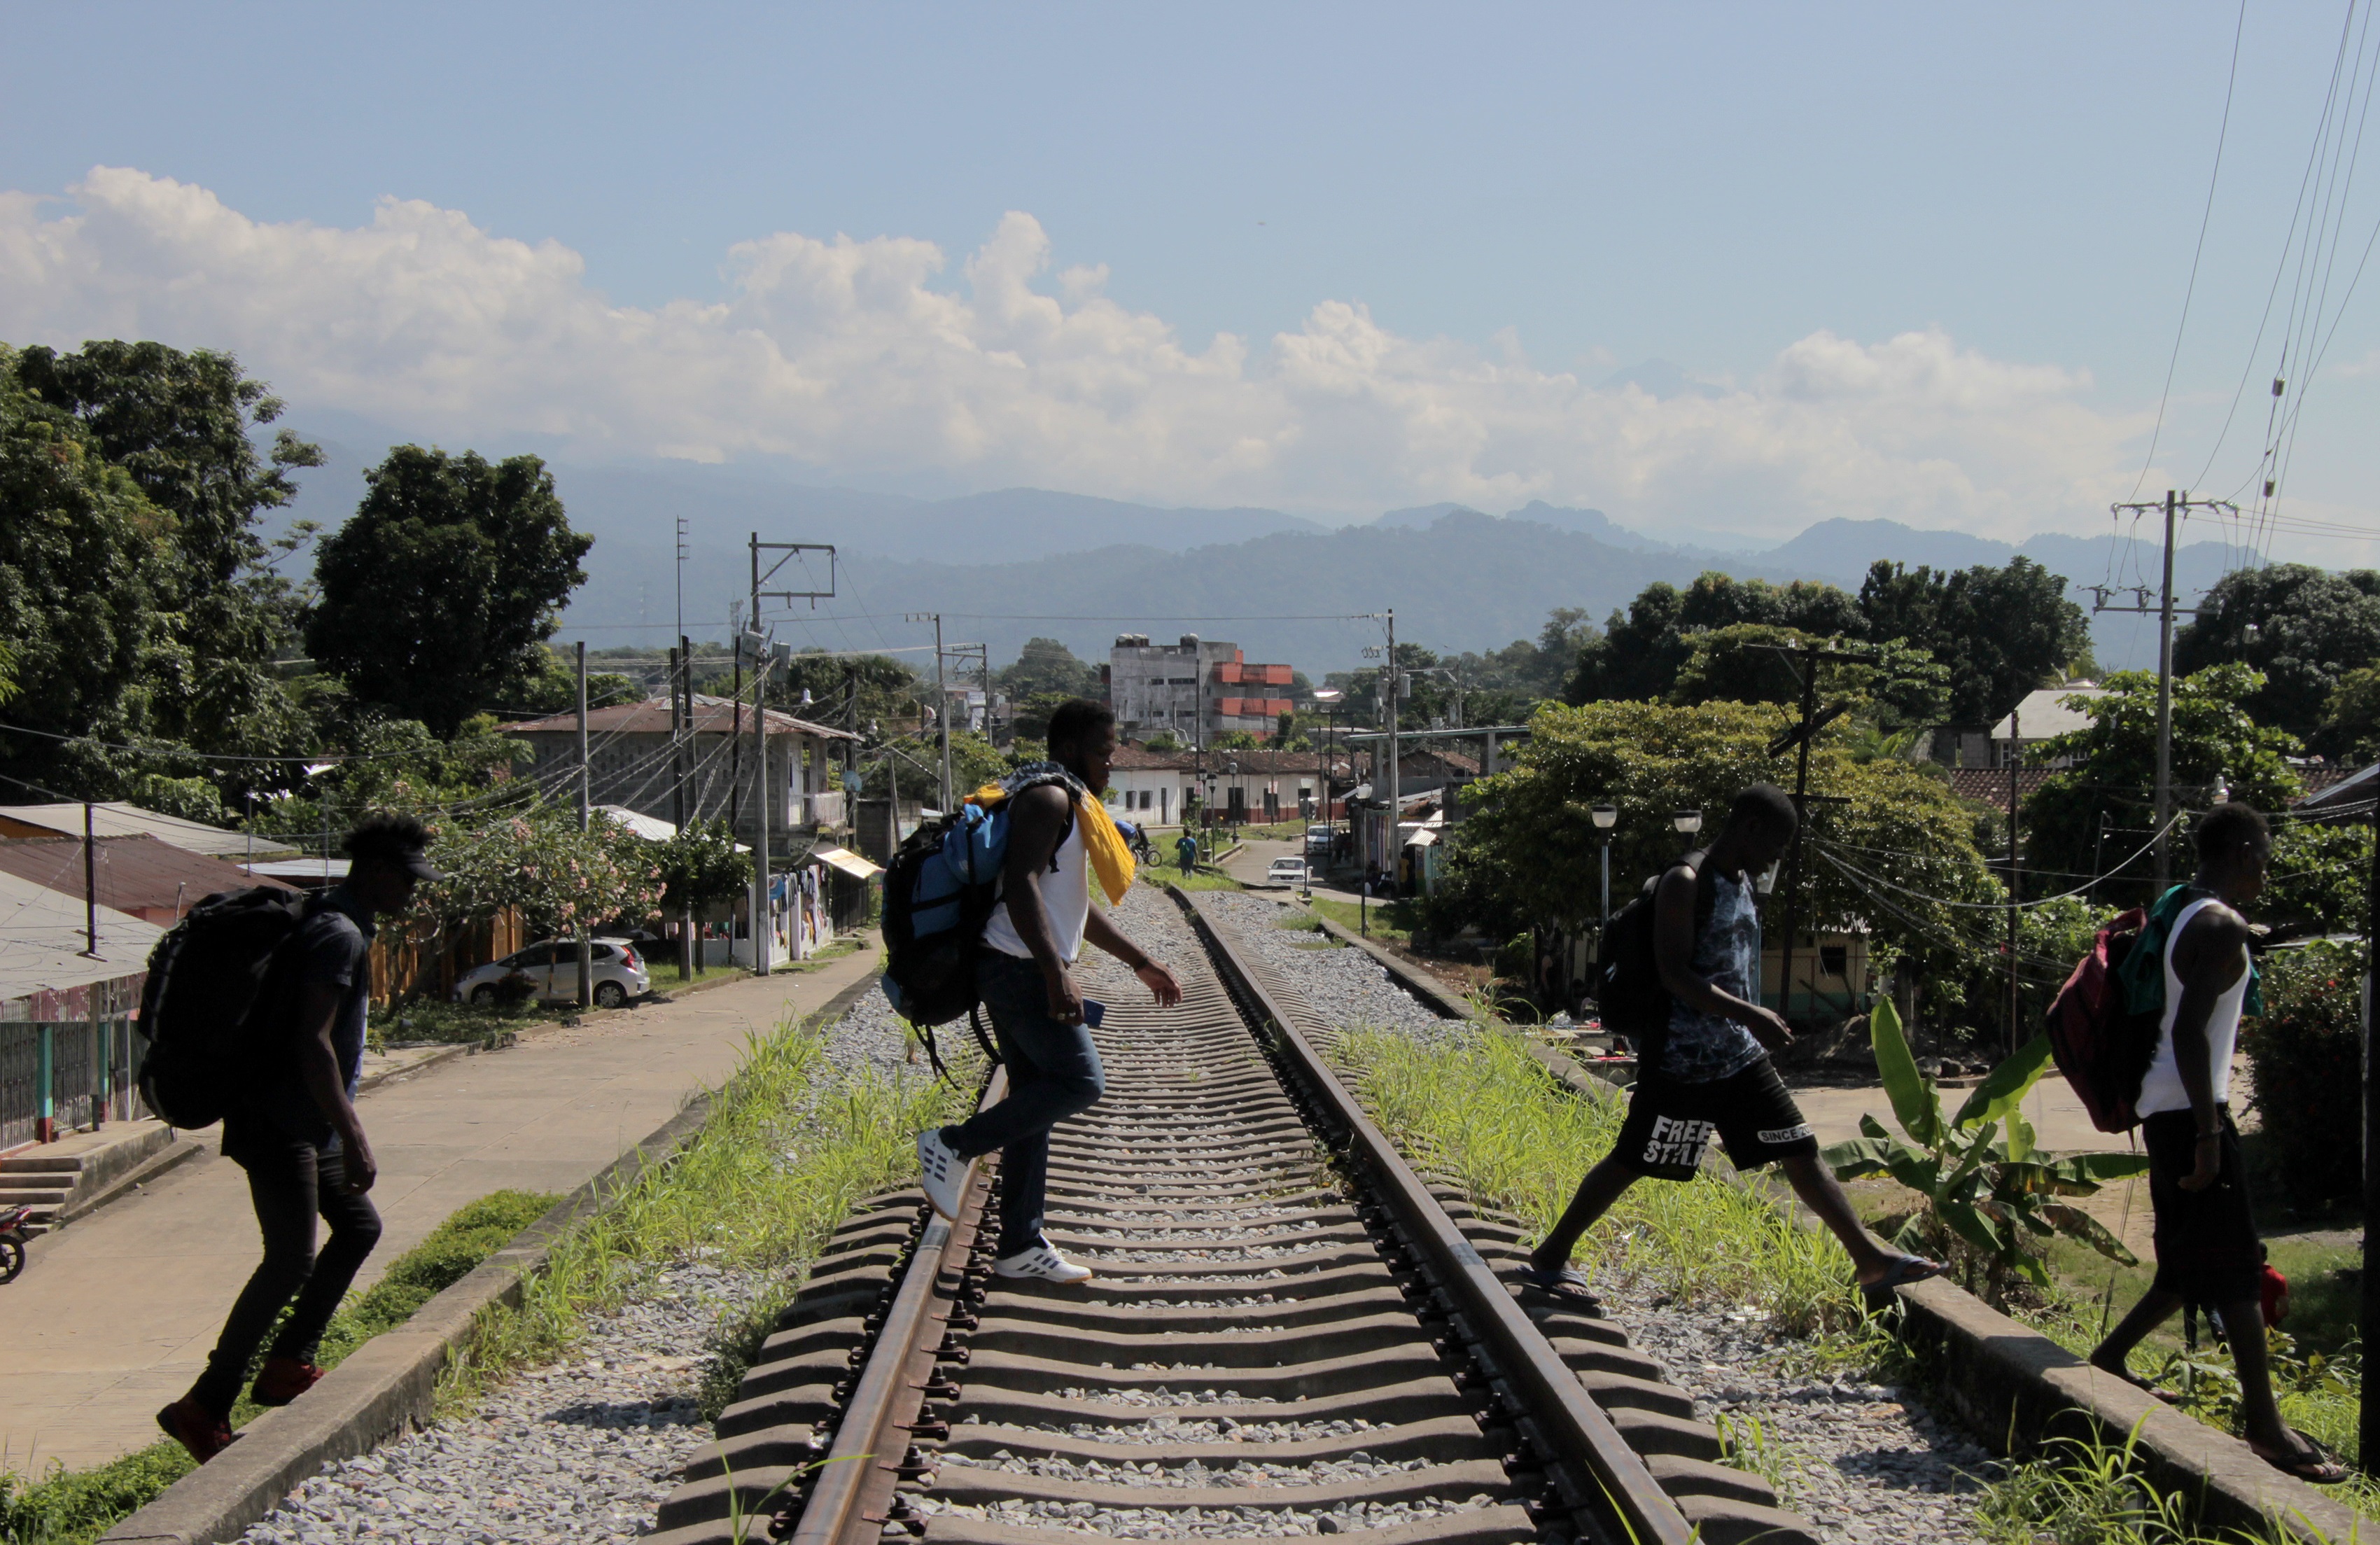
xmin=648 ymin=890 xmax=1820 ymax=1545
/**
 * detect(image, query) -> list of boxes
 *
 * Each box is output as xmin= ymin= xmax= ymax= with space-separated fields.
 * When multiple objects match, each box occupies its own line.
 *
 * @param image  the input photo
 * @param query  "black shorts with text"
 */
xmin=2142 ymin=1107 xmax=2262 ymax=1309
xmin=1613 ymin=1056 xmax=1816 ymax=1181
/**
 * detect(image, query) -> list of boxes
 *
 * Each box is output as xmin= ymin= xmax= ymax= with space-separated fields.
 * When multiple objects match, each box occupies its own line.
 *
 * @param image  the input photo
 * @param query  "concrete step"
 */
xmin=0 ymin=1121 xmax=186 ymax=1236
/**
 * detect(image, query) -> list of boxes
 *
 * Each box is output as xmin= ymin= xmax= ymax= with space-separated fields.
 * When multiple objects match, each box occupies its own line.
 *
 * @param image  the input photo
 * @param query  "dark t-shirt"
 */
xmin=243 ymin=888 xmax=375 ymax=1151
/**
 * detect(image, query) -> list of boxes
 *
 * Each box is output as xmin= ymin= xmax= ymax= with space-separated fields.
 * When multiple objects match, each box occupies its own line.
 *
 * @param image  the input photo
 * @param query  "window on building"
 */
xmin=1819 ymin=946 xmax=1849 ymax=979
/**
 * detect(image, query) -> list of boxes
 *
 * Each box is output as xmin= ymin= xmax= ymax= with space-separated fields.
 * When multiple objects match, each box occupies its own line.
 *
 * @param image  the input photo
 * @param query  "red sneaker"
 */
xmin=251 ymin=1357 xmax=326 ymax=1406
xmin=156 ymin=1397 xmax=234 ymax=1464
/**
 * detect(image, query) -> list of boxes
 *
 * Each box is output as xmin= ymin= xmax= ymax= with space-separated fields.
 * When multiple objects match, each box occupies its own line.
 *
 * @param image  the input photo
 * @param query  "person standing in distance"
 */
xmin=916 ymin=699 xmax=1184 ymax=1282
xmin=158 ymin=814 xmax=439 ymax=1462
xmin=2089 ymin=803 xmax=2343 ymax=1483
xmin=1520 ymin=785 xmax=1944 ymax=1307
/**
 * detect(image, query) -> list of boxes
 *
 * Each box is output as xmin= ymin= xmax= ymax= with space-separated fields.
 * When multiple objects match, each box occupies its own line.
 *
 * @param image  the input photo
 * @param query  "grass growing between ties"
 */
xmin=0 ymin=1189 xmax=559 ymax=1545
xmin=1340 ymin=1026 xmax=1863 ymax=1338
xmin=439 ymin=1006 xmax=976 ymax=1417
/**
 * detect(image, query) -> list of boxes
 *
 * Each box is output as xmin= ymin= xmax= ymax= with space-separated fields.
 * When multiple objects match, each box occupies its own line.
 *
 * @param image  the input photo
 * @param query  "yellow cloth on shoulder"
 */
xmin=967 ymin=782 xmax=1136 ymax=904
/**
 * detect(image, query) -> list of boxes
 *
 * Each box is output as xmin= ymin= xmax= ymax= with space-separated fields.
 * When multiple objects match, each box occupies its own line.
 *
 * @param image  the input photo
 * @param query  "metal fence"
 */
xmin=0 ymin=1016 xmax=148 ymax=1150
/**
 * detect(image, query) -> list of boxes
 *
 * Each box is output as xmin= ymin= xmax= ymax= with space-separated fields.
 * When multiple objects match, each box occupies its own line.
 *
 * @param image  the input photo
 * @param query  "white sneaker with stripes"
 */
xmin=916 ymin=1129 xmax=965 ymax=1220
xmin=993 ymin=1244 xmax=1093 ymax=1282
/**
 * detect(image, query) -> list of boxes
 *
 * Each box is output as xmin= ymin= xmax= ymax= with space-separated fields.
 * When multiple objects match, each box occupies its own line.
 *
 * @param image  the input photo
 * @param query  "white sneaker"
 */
xmin=993 ymin=1244 xmax=1093 ymax=1283
xmin=916 ymin=1129 xmax=965 ymax=1220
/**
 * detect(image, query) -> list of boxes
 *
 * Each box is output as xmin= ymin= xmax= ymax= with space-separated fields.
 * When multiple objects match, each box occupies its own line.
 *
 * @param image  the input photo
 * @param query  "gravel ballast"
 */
xmin=1198 ymin=891 xmax=1462 ymax=1044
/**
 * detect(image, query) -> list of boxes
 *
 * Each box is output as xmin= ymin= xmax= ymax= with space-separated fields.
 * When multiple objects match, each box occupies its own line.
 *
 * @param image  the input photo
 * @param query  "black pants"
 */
xmin=190 ymin=1129 xmax=382 ymax=1416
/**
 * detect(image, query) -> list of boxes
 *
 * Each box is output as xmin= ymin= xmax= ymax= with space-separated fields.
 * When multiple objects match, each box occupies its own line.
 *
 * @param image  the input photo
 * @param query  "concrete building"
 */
xmin=503 ymin=695 xmax=862 ymax=849
xmin=1986 ymin=684 xmax=2108 ymax=768
xmin=1107 ymin=635 xmax=1298 ymax=741
xmin=1105 ymin=747 xmax=1357 ymax=827
xmin=0 ymin=870 xmax=163 ymax=1148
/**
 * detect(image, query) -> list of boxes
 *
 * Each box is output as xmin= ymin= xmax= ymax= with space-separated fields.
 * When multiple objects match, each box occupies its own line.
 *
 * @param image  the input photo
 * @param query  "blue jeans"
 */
xmin=941 ymin=950 xmax=1106 ymax=1256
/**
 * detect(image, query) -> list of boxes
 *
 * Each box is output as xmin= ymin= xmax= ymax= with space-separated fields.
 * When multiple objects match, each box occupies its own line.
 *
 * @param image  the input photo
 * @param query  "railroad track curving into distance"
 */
xmin=647 ymin=889 xmax=1820 ymax=1545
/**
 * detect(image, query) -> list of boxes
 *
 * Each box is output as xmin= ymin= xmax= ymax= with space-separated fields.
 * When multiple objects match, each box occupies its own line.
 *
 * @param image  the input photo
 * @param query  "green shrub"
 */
xmin=2244 ymin=940 xmax=2362 ymax=1207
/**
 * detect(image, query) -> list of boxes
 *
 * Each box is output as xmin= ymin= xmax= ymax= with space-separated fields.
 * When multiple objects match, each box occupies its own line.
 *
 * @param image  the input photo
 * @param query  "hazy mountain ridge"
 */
xmin=272 ymin=423 xmax=2233 ymax=678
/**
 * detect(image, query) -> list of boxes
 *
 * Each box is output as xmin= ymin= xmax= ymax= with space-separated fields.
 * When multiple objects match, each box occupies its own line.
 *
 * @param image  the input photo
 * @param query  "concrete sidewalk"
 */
xmin=3 ymin=939 xmax=883 ymax=1474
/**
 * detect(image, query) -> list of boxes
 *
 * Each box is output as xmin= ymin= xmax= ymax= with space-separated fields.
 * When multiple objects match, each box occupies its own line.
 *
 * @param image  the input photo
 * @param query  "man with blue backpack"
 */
xmin=1518 ymin=785 xmax=1942 ymax=1310
xmin=913 ymin=699 xmax=1183 ymax=1282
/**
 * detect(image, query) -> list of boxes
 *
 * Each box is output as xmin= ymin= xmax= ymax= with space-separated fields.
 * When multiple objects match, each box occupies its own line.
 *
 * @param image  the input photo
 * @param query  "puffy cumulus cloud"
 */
xmin=0 ymin=168 xmax=2149 ymax=536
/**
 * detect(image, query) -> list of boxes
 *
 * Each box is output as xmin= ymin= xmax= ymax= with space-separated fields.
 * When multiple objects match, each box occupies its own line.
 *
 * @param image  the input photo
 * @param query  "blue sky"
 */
xmin=5 ymin=2 xmax=2379 ymax=557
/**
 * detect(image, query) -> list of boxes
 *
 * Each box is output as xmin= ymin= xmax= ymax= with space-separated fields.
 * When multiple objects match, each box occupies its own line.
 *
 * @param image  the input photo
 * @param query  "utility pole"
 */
xmin=81 ymin=800 xmax=98 ymax=958
xmin=575 ymin=640 xmax=592 ymax=1008
xmin=2096 ymin=490 xmax=2237 ymax=889
xmin=752 ymin=636 xmax=775 ymax=977
xmin=906 ymin=613 xmax=951 ymax=813
xmin=2364 ymin=792 xmax=2380 ymax=1473
xmin=2007 ymin=705 xmax=2021 ymax=1056
xmin=676 ymin=636 xmax=695 ymax=981
xmin=1385 ymin=610 xmax=1399 ymax=882
xmin=1760 ymin=641 xmax=1868 ymax=1029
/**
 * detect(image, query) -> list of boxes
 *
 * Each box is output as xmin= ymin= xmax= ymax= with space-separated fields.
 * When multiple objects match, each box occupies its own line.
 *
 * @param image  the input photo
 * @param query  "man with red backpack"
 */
xmin=2087 ymin=803 xmax=2344 ymax=1484
xmin=156 ymin=815 xmax=438 ymax=1462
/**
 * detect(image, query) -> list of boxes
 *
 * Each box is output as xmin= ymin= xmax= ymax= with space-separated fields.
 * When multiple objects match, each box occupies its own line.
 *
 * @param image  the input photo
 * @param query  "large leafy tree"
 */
xmin=2172 ymin=562 xmax=2380 ymax=748
xmin=1856 ymin=557 xmax=2090 ymax=724
xmin=309 ymin=447 xmax=592 ymax=736
xmin=999 ymin=637 xmax=1100 ymax=700
xmin=2024 ymin=664 xmax=2302 ymax=909
xmin=14 ymin=341 xmax=326 ymax=781
xmin=1449 ymin=697 xmax=1998 ymax=1032
xmin=769 ymin=650 xmax=920 ymax=728
xmin=1667 ymin=623 xmax=1951 ymax=732
xmin=1567 ymin=573 xmax=1865 ymax=704
xmin=0 ymin=361 xmax=175 ymax=796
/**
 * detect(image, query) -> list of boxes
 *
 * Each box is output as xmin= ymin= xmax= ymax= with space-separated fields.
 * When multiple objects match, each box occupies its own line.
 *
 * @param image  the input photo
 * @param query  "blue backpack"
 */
xmin=878 ymin=767 xmax=1079 ymax=1068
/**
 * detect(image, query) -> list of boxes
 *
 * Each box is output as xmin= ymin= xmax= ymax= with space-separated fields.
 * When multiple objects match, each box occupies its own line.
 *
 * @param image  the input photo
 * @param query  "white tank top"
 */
xmin=2135 ymin=895 xmax=2250 ymax=1117
xmin=982 ymin=807 xmax=1091 ymax=964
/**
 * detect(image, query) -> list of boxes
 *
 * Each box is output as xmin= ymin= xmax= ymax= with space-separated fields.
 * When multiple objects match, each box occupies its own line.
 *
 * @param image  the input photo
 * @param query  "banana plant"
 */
xmin=1823 ymin=998 xmax=2150 ymax=1301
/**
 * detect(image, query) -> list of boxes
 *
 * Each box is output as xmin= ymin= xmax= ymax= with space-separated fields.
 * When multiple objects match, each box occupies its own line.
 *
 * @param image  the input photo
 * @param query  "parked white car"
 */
xmin=1266 ymin=857 xmax=1310 ymax=886
xmin=454 ymin=938 xmax=652 ymax=1009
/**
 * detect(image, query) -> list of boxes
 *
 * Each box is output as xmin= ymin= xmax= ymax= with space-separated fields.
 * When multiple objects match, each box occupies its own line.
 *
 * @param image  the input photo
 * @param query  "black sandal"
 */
xmin=1516 ymin=1260 xmax=1603 ymax=1309
xmin=2250 ymin=1429 xmax=2350 ymax=1486
xmin=1859 ymin=1254 xmax=1945 ymax=1308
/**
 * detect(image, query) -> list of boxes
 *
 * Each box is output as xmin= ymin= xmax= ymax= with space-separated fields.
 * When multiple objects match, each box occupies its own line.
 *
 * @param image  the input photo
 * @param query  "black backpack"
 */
xmin=136 ymin=886 xmax=314 ymax=1128
xmin=1595 ymin=852 xmax=1716 ymax=1068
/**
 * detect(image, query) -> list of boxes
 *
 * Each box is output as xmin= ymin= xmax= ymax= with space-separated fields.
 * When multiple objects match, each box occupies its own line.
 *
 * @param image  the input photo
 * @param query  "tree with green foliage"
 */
xmin=308 ymin=447 xmax=592 ymax=736
xmin=1667 ymin=624 xmax=1951 ymax=732
xmin=0 ymin=361 xmax=175 ymax=797
xmin=998 ymin=636 xmax=1101 ymax=700
xmin=1855 ymin=557 xmax=2090 ymax=725
xmin=1567 ymin=573 xmax=1865 ymax=704
xmin=760 ymin=650 xmax=920 ymax=729
xmin=1452 ymin=699 xmax=1996 ymax=1033
xmin=2173 ymin=563 xmax=2380 ymax=748
xmin=652 ymin=818 xmax=752 ymax=915
xmin=2024 ymin=665 xmax=2302 ymax=909
xmin=506 ymin=646 xmax=637 ymax=719
xmin=15 ymin=340 xmax=328 ymax=785
xmin=421 ymin=801 xmax=664 ymax=939
xmin=858 ymin=729 xmax=1007 ymax=802
xmin=2320 ymin=664 xmax=2380 ymax=762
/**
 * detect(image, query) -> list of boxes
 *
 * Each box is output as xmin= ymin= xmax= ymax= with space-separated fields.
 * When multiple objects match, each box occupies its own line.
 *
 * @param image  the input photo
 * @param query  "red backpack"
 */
xmin=2043 ymin=907 xmax=2164 ymax=1133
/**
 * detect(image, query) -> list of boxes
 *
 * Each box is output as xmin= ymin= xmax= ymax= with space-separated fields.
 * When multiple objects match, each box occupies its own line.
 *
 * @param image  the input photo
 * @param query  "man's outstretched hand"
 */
xmin=1135 ymin=960 xmax=1184 ymax=1008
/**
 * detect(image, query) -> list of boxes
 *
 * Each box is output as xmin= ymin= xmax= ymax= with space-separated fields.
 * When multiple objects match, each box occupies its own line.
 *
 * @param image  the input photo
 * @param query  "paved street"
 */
xmin=2 ymin=941 xmax=882 ymax=1474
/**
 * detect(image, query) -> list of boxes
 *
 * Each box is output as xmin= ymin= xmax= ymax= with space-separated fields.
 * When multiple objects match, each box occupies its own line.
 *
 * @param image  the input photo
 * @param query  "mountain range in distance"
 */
xmin=276 ymin=424 xmax=2236 ymax=680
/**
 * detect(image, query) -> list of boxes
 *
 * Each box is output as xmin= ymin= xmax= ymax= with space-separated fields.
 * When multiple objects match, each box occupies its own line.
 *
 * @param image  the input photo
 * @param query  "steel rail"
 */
xmin=1173 ymin=890 xmax=1700 ymax=1545
xmin=783 ymin=1065 xmax=1004 ymax=1545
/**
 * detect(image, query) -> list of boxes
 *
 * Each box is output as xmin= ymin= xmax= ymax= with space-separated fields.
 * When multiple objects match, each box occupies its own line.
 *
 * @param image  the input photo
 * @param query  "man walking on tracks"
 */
xmin=1519 ymin=785 xmax=1943 ymax=1310
xmin=916 ymin=699 xmax=1184 ymax=1282
xmin=2087 ymin=804 xmax=2343 ymax=1483
xmin=158 ymin=815 xmax=439 ymax=1462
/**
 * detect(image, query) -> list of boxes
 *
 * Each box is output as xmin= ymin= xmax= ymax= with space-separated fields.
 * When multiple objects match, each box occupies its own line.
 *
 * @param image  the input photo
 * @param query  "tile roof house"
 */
xmin=502 ymin=695 xmax=862 ymax=848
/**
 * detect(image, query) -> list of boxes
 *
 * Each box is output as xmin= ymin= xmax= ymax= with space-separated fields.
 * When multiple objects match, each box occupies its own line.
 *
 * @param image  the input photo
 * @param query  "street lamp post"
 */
xmin=1592 ymin=804 xmax=1618 ymax=932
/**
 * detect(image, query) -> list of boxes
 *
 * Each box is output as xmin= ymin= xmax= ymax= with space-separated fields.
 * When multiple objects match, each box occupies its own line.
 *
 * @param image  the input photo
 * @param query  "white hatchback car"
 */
xmin=454 ymin=938 xmax=652 ymax=1009
xmin=1266 ymin=857 xmax=1310 ymax=887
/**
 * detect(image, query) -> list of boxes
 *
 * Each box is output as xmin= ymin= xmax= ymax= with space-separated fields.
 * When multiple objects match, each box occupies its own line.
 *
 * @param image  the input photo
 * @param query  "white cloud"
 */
xmin=0 ymin=167 xmax=2155 ymax=536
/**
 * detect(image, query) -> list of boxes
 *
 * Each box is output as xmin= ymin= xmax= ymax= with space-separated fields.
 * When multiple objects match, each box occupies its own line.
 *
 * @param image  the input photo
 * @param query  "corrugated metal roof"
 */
xmin=0 ymin=867 xmax=163 ymax=1004
xmin=1988 ymin=687 xmax=2107 ymax=743
xmin=0 ymin=802 xmax=302 ymax=860
xmin=0 ymin=834 xmax=293 ymax=921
